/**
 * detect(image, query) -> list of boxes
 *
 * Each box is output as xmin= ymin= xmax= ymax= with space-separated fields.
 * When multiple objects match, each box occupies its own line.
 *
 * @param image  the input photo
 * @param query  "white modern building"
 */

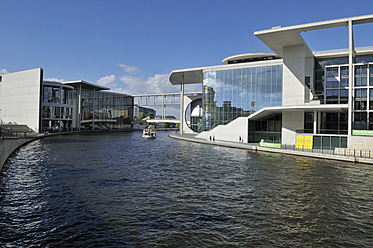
xmin=169 ymin=14 xmax=373 ymax=150
xmin=0 ymin=68 xmax=134 ymax=132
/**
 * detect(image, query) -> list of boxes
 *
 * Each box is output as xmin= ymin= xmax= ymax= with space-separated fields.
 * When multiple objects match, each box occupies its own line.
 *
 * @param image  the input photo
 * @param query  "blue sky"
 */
xmin=1 ymin=0 xmax=373 ymax=115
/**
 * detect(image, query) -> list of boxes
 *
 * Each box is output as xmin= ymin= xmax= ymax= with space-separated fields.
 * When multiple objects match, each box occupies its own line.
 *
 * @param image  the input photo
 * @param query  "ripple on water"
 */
xmin=1 ymin=132 xmax=373 ymax=247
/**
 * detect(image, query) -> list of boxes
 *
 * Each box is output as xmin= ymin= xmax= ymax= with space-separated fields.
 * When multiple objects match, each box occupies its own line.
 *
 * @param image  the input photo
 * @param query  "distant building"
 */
xmin=0 ymin=68 xmax=133 ymax=132
xmin=169 ymin=14 xmax=373 ymax=151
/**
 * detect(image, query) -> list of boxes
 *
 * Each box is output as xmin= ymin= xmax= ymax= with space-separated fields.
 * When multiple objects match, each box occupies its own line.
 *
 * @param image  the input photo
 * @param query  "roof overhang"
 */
xmin=64 ymin=80 xmax=110 ymax=91
xmin=169 ymin=58 xmax=283 ymax=86
xmin=222 ymin=52 xmax=280 ymax=64
xmin=169 ymin=67 xmax=205 ymax=85
xmin=314 ymin=46 xmax=373 ymax=59
xmin=254 ymin=14 xmax=373 ymax=58
xmin=248 ymin=104 xmax=348 ymax=120
xmin=43 ymin=81 xmax=74 ymax=89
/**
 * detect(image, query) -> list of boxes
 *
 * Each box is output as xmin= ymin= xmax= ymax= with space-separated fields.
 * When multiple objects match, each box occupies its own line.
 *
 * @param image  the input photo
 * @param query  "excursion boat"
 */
xmin=142 ymin=128 xmax=156 ymax=139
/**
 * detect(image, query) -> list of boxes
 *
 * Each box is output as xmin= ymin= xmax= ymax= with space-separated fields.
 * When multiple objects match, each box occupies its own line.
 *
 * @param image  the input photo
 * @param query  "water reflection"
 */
xmin=1 ymin=132 xmax=373 ymax=247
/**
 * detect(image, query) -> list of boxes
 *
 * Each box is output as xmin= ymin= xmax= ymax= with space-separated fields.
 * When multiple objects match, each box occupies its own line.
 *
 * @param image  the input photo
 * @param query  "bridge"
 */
xmin=132 ymin=92 xmax=201 ymax=120
xmin=131 ymin=116 xmax=180 ymax=125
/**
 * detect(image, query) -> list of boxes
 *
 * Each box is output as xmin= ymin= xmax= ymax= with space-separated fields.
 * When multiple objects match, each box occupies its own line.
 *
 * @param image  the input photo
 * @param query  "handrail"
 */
xmin=0 ymin=127 xmax=34 ymax=139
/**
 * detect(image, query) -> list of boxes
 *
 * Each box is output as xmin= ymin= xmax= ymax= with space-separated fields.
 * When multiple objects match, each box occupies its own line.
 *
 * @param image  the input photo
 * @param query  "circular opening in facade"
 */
xmin=185 ymin=98 xmax=203 ymax=132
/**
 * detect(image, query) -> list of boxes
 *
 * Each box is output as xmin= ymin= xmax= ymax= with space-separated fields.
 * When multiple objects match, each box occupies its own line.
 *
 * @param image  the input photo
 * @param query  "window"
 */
xmin=355 ymin=89 xmax=367 ymax=99
xmin=356 ymin=65 xmax=367 ymax=76
xmin=340 ymin=77 xmax=348 ymax=87
xmin=0 ymin=76 xmax=2 ymax=82
xmin=355 ymin=65 xmax=368 ymax=86
xmin=354 ymin=101 xmax=367 ymax=110
xmin=354 ymin=112 xmax=368 ymax=130
xmin=42 ymin=106 xmax=51 ymax=118
xmin=341 ymin=67 xmax=348 ymax=76
xmin=354 ymin=112 xmax=367 ymax=122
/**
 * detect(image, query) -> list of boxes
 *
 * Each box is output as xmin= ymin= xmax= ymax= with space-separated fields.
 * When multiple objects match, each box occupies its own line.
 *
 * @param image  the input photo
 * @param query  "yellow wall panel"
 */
xmin=296 ymin=135 xmax=304 ymax=149
xmin=304 ymin=135 xmax=313 ymax=149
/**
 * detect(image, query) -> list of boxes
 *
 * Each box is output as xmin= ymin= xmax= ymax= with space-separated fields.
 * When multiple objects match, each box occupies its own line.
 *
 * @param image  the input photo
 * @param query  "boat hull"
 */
xmin=142 ymin=135 xmax=156 ymax=139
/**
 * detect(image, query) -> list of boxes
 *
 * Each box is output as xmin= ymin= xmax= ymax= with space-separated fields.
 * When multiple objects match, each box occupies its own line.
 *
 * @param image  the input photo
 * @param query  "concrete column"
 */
xmin=318 ymin=112 xmax=321 ymax=133
xmin=313 ymin=111 xmax=317 ymax=134
xmin=92 ymin=88 xmax=95 ymax=130
xmin=180 ymin=75 xmax=185 ymax=135
xmin=348 ymin=19 xmax=354 ymax=139
xmin=78 ymin=85 xmax=81 ymax=130
xmin=162 ymin=95 xmax=165 ymax=119
xmin=282 ymin=111 xmax=304 ymax=145
xmin=59 ymin=86 xmax=62 ymax=132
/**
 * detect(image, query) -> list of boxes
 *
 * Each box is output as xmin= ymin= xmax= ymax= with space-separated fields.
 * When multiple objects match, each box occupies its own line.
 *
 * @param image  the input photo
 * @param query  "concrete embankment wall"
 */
xmin=0 ymin=138 xmax=32 ymax=171
xmin=170 ymin=133 xmax=373 ymax=165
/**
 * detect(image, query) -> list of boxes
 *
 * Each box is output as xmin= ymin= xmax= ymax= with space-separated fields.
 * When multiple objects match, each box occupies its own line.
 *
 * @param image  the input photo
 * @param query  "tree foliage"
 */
xmin=162 ymin=122 xmax=170 ymax=128
xmin=135 ymin=112 xmax=146 ymax=121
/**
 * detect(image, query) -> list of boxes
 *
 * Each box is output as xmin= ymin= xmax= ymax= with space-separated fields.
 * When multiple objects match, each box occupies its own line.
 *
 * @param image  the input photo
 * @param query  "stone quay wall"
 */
xmin=0 ymin=137 xmax=33 ymax=171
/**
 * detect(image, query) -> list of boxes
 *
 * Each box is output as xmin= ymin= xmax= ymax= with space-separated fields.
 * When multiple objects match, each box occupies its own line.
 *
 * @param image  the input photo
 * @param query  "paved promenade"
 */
xmin=169 ymin=132 xmax=373 ymax=165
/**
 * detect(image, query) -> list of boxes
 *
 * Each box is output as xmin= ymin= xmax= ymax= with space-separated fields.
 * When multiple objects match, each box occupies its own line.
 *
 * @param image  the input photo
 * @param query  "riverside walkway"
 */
xmin=169 ymin=132 xmax=373 ymax=165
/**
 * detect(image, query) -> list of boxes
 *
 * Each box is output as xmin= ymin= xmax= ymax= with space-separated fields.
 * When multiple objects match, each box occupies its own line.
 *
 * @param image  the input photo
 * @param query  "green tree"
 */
xmin=135 ymin=112 xmax=146 ymax=121
xmin=162 ymin=122 xmax=170 ymax=128
xmin=146 ymin=112 xmax=154 ymax=117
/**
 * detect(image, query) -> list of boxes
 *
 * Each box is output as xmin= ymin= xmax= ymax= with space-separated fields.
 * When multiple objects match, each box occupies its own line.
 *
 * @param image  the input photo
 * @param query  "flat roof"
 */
xmin=43 ymin=80 xmax=74 ymax=89
xmin=254 ymin=14 xmax=373 ymax=57
xmin=169 ymin=67 xmax=206 ymax=85
xmin=222 ymin=52 xmax=280 ymax=65
xmin=314 ymin=46 xmax=373 ymax=59
xmin=64 ymin=80 xmax=110 ymax=91
xmin=169 ymin=59 xmax=283 ymax=85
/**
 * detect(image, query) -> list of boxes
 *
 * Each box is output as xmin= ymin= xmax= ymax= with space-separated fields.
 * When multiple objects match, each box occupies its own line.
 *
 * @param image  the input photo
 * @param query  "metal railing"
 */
xmin=273 ymin=143 xmax=373 ymax=159
xmin=0 ymin=127 xmax=34 ymax=139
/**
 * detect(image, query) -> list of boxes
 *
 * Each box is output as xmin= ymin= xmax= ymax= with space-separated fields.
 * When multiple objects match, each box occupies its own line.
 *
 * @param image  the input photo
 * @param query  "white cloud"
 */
xmin=118 ymin=64 xmax=141 ymax=75
xmin=144 ymin=74 xmax=178 ymax=94
xmin=0 ymin=69 xmax=9 ymax=74
xmin=97 ymin=74 xmax=117 ymax=88
xmin=44 ymin=77 xmax=66 ymax=82
xmin=97 ymin=65 xmax=202 ymax=118
xmin=117 ymin=73 xmax=179 ymax=95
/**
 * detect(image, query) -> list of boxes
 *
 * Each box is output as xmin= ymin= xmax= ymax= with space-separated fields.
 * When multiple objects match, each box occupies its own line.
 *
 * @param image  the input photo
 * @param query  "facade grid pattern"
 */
xmin=202 ymin=64 xmax=282 ymax=131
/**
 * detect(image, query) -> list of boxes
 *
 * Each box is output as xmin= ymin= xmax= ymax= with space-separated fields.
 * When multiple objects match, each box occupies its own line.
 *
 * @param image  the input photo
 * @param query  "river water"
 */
xmin=0 ymin=131 xmax=372 ymax=247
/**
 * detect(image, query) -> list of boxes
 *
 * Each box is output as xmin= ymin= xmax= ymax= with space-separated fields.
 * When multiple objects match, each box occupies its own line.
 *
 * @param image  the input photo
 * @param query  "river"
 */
xmin=1 ymin=131 xmax=372 ymax=247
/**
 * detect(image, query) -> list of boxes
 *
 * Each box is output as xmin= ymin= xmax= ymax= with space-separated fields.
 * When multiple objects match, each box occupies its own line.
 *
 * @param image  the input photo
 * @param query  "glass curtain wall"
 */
xmin=323 ymin=62 xmax=373 ymax=131
xmin=42 ymin=85 xmax=73 ymax=132
xmin=80 ymin=90 xmax=133 ymax=130
xmin=352 ymin=64 xmax=373 ymax=130
xmin=202 ymin=64 xmax=282 ymax=131
xmin=248 ymin=114 xmax=282 ymax=143
xmin=315 ymin=57 xmax=348 ymax=102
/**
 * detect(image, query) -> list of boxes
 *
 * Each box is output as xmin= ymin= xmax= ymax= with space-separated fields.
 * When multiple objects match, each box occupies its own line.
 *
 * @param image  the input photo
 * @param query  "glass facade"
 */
xmin=42 ymin=84 xmax=74 ymax=132
xmin=314 ymin=56 xmax=373 ymax=134
xmin=202 ymin=65 xmax=283 ymax=131
xmin=322 ymin=63 xmax=373 ymax=131
xmin=314 ymin=57 xmax=348 ymax=101
xmin=248 ymin=114 xmax=282 ymax=143
xmin=42 ymin=82 xmax=134 ymax=132
xmin=315 ymin=55 xmax=373 ymax=102
xmin=325 ymin=66 xmax=349 ymax=104
xmin=80 ymin=90 xmax=133 ymax=130
xmin=313 ymin=136 xmax=347 ymax=150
